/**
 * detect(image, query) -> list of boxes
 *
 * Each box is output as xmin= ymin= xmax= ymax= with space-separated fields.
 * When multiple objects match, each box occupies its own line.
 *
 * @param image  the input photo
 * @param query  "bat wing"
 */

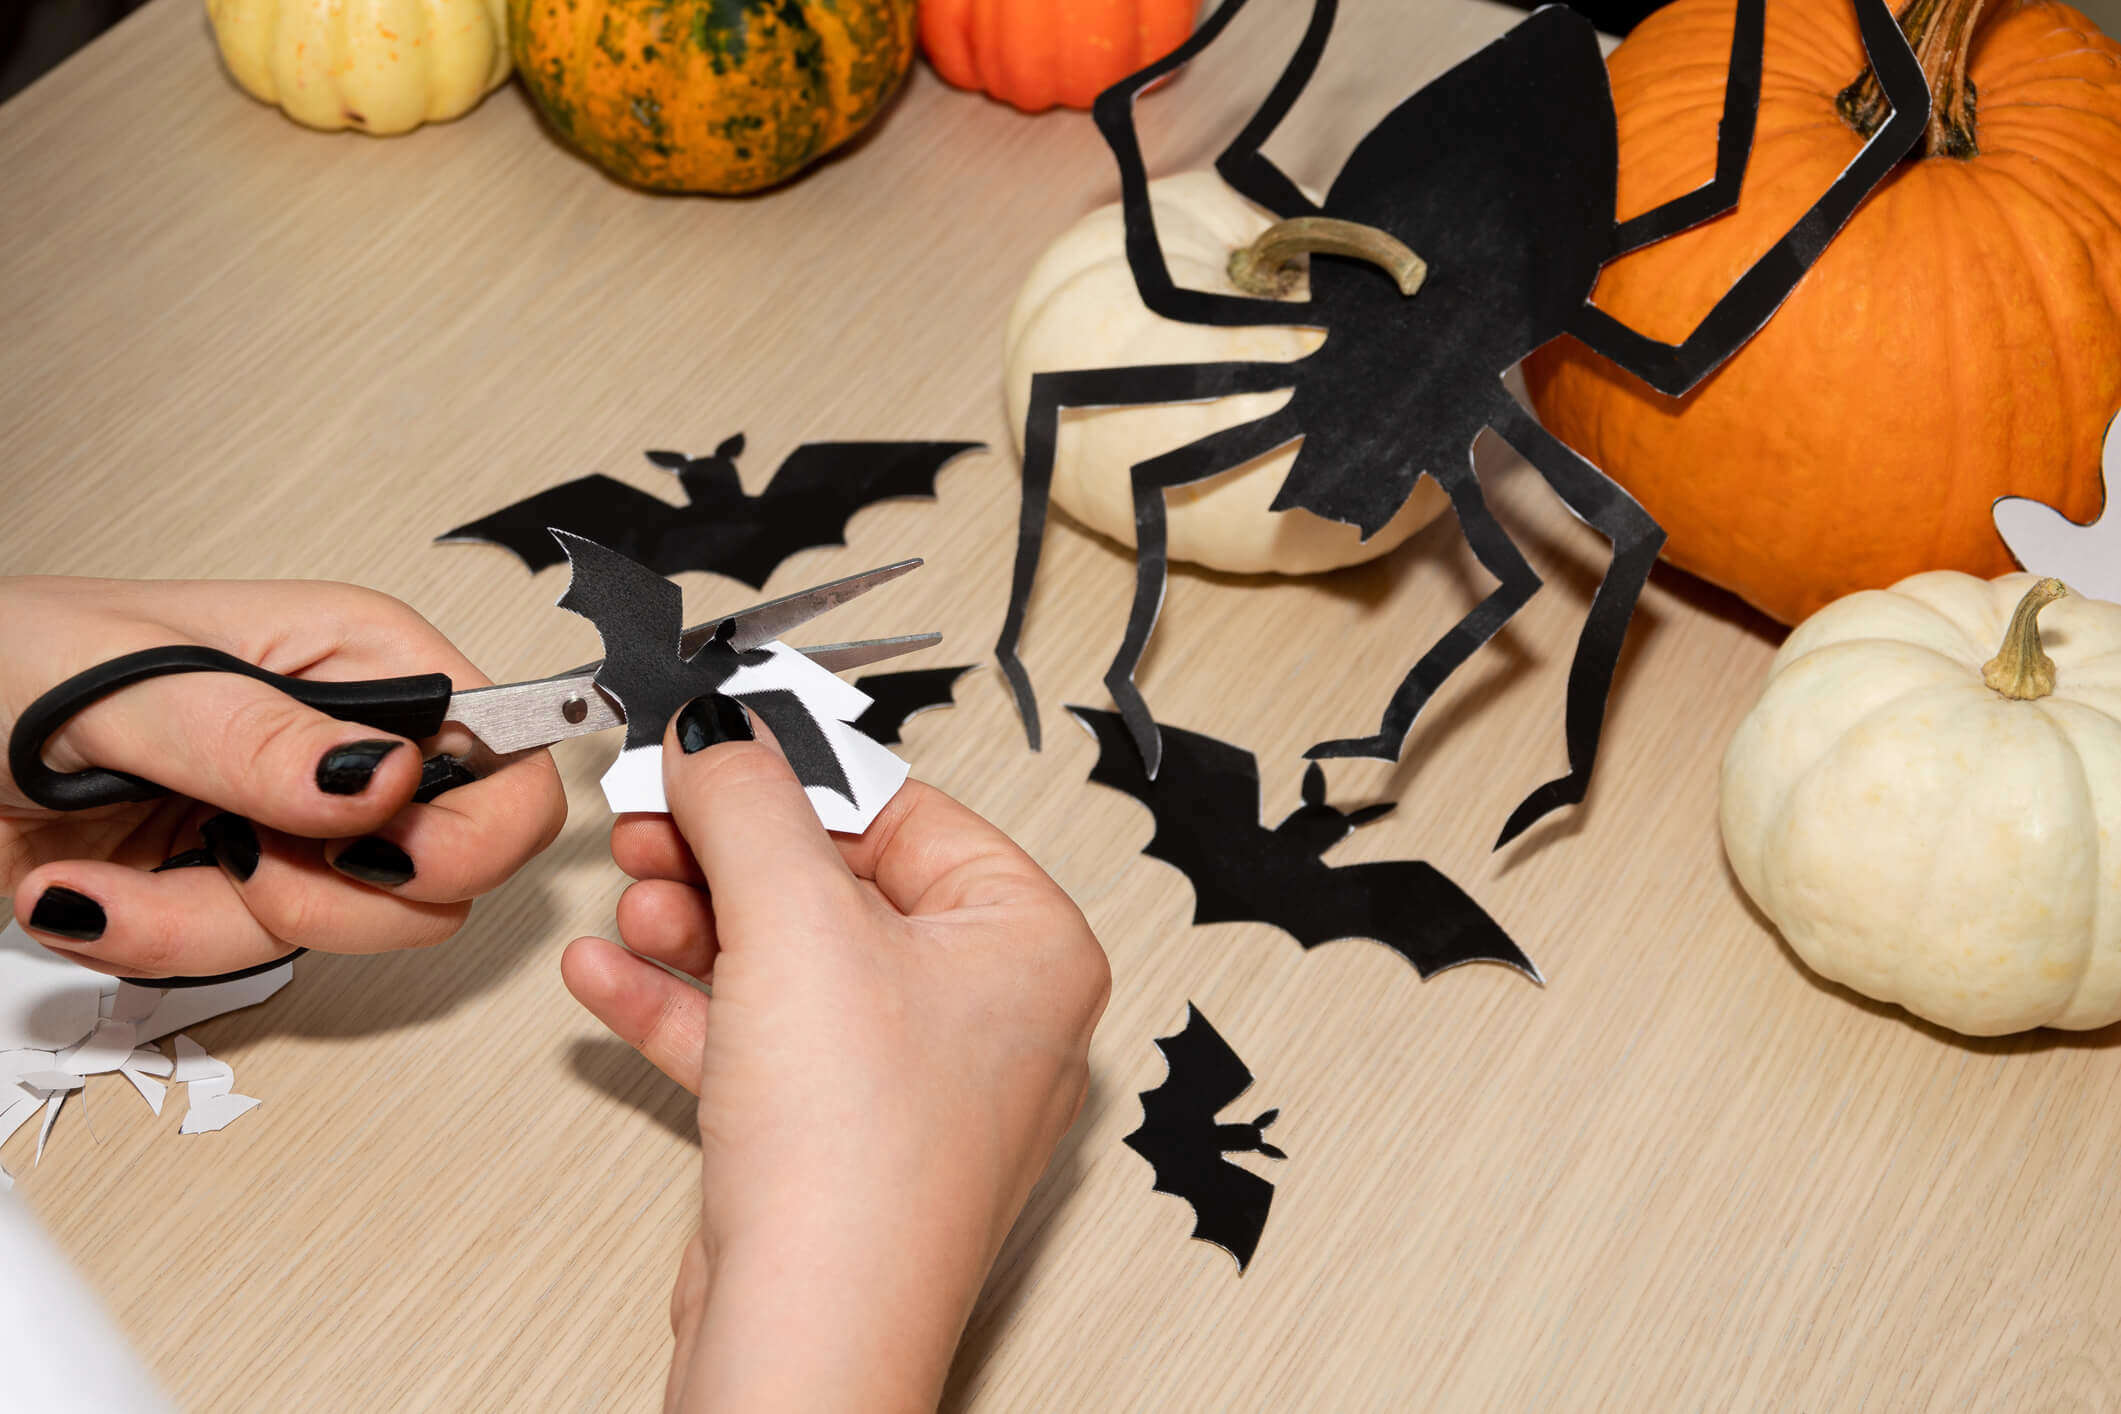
xmin=1069 ymin=707 xmax=1269 ymax=901
xmin=725 ymin=441 xmax=983 ymax=587
xmin=553 ymin=532 xmax=698 ymax=751
xmin=1293 ymin=857 xmax=1540 ymax=981
xmin=438 ymin=476 xmax=683 ymax=573
xmin=850 ymin=666 xmax=975 ymax=746
xmin=1123 ymin=1005 xmax=1277 ymax=1272
xmin=731 ymin=687 xmax=856 ymax=807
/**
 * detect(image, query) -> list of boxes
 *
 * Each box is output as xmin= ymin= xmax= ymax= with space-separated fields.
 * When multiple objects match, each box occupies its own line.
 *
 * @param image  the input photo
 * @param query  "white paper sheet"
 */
xmin=0 ymin=917 xmax=288 ymax=1177
xmin=1994 ymin=409 xmax=2121 ymax=601
xmin=599 ymin=641 xmax=911 ymax=834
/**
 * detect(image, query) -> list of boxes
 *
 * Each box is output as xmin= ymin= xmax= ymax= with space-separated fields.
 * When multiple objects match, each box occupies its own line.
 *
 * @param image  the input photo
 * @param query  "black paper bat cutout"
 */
xmin=444 ymin=435 xmax=983 ymax=589
xmin=849 ymin=665 xmax=976 ymax=746
xmin=553 ymin=531 xmax=857 ymax=805
xmin=997 ymin=0 xmax=1928 ymax=847
xmin=1072 ymin=707 xmax=1538 ymax=980
xmin=1124 ymin=1004 xmax=1286 ymax=1272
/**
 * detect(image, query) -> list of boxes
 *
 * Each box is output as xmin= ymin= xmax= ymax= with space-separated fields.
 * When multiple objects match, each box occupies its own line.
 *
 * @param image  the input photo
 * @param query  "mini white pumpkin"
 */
xmin=1720 ymin=571 xmax=2121 ymax=1035
xmin=207 ymin=0 xmax=511 ymax=135
xmin=1002 ymin=171 xmax=1447 ymax=576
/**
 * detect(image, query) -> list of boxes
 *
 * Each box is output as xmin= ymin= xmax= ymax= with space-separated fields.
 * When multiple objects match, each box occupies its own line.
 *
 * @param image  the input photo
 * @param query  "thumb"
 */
xmin=48 ymin=668 xmax=421 ymax=838
xmin=657 ymin=693 xmax=856 ymax=936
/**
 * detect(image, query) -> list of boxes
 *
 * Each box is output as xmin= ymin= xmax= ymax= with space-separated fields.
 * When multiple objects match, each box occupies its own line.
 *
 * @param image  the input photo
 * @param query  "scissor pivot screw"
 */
xmin=562 ymin=696 xmax=588 ymax=725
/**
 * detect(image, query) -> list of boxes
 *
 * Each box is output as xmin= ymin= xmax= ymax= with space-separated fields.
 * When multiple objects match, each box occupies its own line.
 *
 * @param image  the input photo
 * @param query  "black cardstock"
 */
xmin=997 ymin=0 xmax=1928 ymax=845
xmin=1124 ymin=1004 xmax=1286 ymax=1273
xmin=849 ymin=666 xmax=976 ymax=746
xmin=1073 ymin=708 xmax=1539 ymax=980
xmin=553 ymin=531 xmax=856 ymax=804
xmin=441 ymin=436 xmax=981 ymax=590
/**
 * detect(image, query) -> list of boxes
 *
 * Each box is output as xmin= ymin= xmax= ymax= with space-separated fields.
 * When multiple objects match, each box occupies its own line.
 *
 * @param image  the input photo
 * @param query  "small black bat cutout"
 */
xmin=1125 ymin=1004 xmax=1286 ymax=1272
xmin=997 ymin=0 xmax=1929 ymax=847
xmin=1072 ymin=707 xmax=1538 ymax=981
xmin=443 ymin=435 xmax=982 ymax=589
xmin=553 ymin=531 xmax=857 ymax=806
xmin=849 ymin=665 xmax=975 ymax=746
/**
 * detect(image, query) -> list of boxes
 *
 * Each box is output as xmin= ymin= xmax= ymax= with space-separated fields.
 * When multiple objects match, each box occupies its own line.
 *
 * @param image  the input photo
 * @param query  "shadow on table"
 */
xmin=239 ymin=812 xmax=611 ymax=1041
xmin=568 ymin=1034 xmax=698 ymax=1144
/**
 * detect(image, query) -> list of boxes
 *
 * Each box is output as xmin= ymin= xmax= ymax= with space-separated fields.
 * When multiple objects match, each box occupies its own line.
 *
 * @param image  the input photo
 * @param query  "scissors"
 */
xmin=10 ymin=558 xmax=936 ymax=814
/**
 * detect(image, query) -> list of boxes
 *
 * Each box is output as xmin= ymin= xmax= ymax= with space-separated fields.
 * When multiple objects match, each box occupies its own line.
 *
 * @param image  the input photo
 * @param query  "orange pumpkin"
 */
xmin=920 ymin=0 xmax=1196 ymax=113
xmin=1522 ymin=0 xmax=2121 ymax=627
xmin=510 ymin=0 xmax=916 ymax=194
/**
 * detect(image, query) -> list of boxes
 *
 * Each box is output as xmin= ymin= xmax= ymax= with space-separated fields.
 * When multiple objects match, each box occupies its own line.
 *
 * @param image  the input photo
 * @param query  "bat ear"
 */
xmin=1255 ymin=1141 xmax=1287 ymax=1161
xmin=716 ymin=433 xmax=746 ymax=461
xmin=644 ymin=450 xmax=690 ymax=471
xmin=1346 ymin=802 xmax=1396 ymax=828
xmin=1253 ymin=1107 xmax=1279 ymax=1128
xmin=1301 ymin=763 xmax=1325 ymax=807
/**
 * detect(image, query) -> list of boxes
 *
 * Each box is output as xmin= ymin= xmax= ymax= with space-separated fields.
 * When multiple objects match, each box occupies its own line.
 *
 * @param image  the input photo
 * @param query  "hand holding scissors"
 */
xmin=3 ymin=565 xmax=931 ymax=985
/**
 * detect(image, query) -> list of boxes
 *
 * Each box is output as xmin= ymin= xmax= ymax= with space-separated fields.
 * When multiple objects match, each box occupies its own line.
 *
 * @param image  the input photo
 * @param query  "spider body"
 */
xmin=997 ymin=0 xmax=1927 ymax=845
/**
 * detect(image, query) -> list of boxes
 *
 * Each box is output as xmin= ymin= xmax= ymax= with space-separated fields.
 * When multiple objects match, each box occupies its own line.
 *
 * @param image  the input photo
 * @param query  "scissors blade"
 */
xmin=712 ymin=559 xmax=923 ymax=653
xmin=445 ymin=632 xmax=941 ymax=755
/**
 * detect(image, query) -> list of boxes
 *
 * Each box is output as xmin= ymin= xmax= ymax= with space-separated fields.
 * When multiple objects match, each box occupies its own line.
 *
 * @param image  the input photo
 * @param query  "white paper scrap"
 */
xmin=34 ymin=1092 xmax=65 ymax=1163
xmin=1994 ymin=409 xmax=2121 ymax=601
xmin=118 ymin=1067 xmax=166 ymax=1117
xmin=55 ymin=1018 xmax=137 ymax=1076
xmin=170 ymin=1035 xmax=261 ymax=1135
xmin=599 ymin=642 xmax=911 ymax=834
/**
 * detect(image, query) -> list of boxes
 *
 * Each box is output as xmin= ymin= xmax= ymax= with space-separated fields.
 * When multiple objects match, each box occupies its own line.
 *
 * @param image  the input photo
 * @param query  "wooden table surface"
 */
xmin=6 ymin=2 xmax=2118 ymax=1409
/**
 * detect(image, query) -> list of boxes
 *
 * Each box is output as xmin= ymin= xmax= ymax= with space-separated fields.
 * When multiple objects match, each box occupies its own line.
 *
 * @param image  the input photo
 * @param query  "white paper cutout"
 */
xmin=1994 ymin=408 xmax=2121 ymax=601
xmin=599 ymin=641 xmax=912 ymax=834
xmin=170 ymin=1035 xmax=261 ymax=1135
xmin=0 ymin=919 xmax=288 ymax=1180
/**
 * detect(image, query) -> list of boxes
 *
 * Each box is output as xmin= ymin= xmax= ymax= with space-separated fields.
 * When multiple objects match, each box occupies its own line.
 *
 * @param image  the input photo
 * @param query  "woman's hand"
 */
xmin=1 ymin=575 xmax=567 ymax=978
xmin=563 ymin=694 xmax=1110 ymax=1414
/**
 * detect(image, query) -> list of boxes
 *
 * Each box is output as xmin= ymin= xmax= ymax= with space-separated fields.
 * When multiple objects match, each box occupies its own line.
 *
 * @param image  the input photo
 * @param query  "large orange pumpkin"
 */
xmin=920 ymin=0 xmax=1196 ymax=112
xmin=510 ymin=0 xmax=916 ymax=194
xmin=1522 ymin=0 xmax=2121 ymax=626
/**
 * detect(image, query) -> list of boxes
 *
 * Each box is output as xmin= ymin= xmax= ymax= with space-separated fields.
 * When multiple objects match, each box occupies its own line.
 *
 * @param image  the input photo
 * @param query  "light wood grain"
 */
xmin=4 ymin=2 xmax=2117 ymax=1410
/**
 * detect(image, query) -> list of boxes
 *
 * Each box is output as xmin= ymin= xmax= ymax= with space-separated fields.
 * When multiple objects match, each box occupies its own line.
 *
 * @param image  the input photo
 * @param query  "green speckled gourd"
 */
xmin=510 ymin=0 xmax=916 ymax=194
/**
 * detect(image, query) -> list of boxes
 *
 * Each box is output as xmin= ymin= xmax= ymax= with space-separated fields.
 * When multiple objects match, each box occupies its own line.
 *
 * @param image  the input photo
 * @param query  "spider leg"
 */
xmin=1213 ymin=0 xmax=1334 ymax=219
xmin=996 ymin=360 xmax=1298 ymax=752
xmin=1091 ymin=0 xmax=1316 ymax=328
xmin=1111 ymin=406 xmax=1305 ymax=777
xmin=1568 ymin=0 xmax=1928 ymax=396
xmin=1485 ymin=394 xmax=1664 ymax=848
xmin=1304 ymin=449 xmax=1542 ymax=768
xmin=1605 ymin=0 xmax=1763 ymax=255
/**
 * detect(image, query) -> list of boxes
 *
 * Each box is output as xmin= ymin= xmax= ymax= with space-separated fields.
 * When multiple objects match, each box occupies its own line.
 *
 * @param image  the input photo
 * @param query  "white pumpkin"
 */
xmin=1003 ymin=171 xmax=1446 ymax=576
xmin=206 ymin=0 xmax=511 ymax=135
xmin=1720 ymin=571 xmax=2121 ymax=1035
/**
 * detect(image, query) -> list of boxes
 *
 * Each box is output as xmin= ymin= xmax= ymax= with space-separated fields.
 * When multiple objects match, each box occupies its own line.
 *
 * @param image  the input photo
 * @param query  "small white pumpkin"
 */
xmin=1002 ymin=171 xmax=1446 ymax=576
xmin=206 ymin=0 xmax=511 ymax=135
xmin=1720 ymin=571 xmax=2121 ymax=1035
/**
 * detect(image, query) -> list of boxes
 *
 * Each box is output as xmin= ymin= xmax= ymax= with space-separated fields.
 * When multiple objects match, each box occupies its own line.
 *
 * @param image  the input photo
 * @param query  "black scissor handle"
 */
xmin=10 ymin=645 xmax=455 ymax=812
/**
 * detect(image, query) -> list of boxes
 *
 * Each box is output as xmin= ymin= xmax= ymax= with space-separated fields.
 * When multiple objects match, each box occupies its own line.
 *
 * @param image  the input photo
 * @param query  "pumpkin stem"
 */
xmin=1228 ymin=218 xmax=1428 ymax=298
xmin=1981 ymin=578 xmax=2069 ymax=700
xmin=1837 ymin=0 xmax=1987 ymax=159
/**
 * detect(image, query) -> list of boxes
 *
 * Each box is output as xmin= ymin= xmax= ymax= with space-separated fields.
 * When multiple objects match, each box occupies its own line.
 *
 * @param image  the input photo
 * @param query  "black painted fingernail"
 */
xmin=152 ymin=847 xmax=218 ymax=873
xmin=28 ymin=886 xmax=105 ymax=943
xmin=414 ymin=753 xmax=478 ymax=804
xmin=675 ymin=694 xmax=754 ymax=754
xmin=330 ymin=836 xmax=415 ymax=887
xmin=201 ymin=813 xmax=260 ymax=883
xmin=316 ymin=740 xmax=402 ymax=795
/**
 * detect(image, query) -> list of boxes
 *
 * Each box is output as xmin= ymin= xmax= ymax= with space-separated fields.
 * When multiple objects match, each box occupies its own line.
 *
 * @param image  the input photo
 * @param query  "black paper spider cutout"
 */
xmin=994 ymin=0 xmax=1928 ymax=845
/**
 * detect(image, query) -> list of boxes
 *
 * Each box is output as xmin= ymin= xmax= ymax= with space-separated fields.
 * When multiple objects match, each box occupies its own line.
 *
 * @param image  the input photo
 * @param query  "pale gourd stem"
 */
xmin=1981 ymin=577 xmax=2069 ymax=700
xmin=1228 ymin=218 xmax=1429 ymax=298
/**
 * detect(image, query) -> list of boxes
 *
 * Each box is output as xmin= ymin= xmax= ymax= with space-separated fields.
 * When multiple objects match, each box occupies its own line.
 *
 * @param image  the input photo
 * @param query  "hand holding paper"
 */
xmin=561 ymin=699 xmax=1109 ymax=1414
